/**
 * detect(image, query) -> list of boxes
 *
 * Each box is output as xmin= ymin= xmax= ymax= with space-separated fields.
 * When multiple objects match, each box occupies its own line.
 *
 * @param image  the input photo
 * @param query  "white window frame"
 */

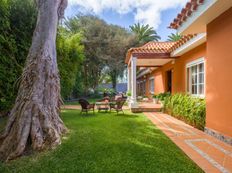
xmin=186 ymin=57 xmax=205 ymax=98
xmin=149 ymin=77 xmax=155 ymax=94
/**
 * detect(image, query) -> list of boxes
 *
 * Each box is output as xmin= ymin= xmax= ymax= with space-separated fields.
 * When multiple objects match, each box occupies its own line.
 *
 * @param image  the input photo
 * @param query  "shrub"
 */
xmin=156 ymin=92 xmax=171 ymax=101
xmin=97 ymin=87 xmax=116 ymax=97
xmin=163 ymin=93 xmax=206 ymax=130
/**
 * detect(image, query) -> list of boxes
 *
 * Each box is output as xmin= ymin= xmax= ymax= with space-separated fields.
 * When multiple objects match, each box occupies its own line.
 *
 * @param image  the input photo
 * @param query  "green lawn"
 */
xmin=0 ymin=110 xmax=203 ymax=173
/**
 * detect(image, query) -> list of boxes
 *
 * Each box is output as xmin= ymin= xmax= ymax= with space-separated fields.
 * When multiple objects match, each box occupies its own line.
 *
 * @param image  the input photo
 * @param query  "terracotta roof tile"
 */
xmin=169 ymin=34 xmax=197 ymax=52
xmin=132 ymin=42 xmax=176 ymax=53
xmin=125 ymin=34 xmax=196 ymax=63
xmin=169 ymin=0 xmax=204 ymax=29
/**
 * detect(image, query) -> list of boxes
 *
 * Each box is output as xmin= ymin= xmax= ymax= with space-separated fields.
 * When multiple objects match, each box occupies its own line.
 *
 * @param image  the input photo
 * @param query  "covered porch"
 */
xmin=125 ymin=42 xmax=176 ymax=110
xmin=125 ymin=36 xmax=196 ymax=110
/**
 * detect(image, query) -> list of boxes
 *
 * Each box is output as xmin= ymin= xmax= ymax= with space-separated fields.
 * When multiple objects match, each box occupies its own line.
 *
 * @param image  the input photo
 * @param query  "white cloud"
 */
xmin=67 ymin=0 xmax=188 ymax=29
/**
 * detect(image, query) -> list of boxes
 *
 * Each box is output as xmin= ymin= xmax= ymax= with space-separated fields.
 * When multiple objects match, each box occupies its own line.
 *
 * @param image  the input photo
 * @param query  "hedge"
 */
xmin=163 ymin=93 xmax=206 ymax=130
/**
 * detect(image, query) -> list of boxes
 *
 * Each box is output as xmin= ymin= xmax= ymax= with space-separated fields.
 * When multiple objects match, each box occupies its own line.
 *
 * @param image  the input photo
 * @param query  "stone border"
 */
xmin=131 ymin=108 xmax=161 ymax=113
xmin=204 ymin=127 xmax=232 ymax=146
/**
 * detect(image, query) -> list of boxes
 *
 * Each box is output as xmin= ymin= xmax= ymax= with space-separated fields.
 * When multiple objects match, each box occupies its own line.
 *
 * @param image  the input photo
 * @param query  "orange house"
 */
xmin=125 ymin=0 xmax=232 ymax=145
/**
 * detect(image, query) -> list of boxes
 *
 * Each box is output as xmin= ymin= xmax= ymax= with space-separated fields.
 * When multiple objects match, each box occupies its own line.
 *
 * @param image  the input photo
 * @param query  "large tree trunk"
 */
xmin=0 ymin=0 xmax=68 ymax=162
xmin=110 ymin=70 xmax=117 ymax=90
xmin=83 ymin=64 xmax=88 ymax=96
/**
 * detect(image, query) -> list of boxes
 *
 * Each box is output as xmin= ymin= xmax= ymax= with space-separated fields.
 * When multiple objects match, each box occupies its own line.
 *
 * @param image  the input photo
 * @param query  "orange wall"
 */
xmin=206 ymin=7 xmax=232 ymax=137
xmin=172 ymin=43 xmax=206 ymax=93
xmin=136 ymin=7 xmax=232 ymax=139
xmin=139 ymin=43 xmax=206 ymax=97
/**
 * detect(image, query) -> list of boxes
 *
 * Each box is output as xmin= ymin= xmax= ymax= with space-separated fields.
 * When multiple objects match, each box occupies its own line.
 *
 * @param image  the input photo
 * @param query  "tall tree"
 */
xmin=0 ymin=0 xmax=68 ymax=161
xmin=65 ymin=15 xmax=110 ymax=93
xmin=105 ymin=25 xmax=137 ymax=89
xmin=167 ymin=33 xmax=182 ymax=42
xmin=130 ymin=23 xmax=161 ymax=45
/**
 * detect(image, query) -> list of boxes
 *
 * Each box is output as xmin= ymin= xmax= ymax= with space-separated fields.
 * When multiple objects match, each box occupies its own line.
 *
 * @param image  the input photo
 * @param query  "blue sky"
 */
xmin=65 ymin=0 xmax=187 ymax=41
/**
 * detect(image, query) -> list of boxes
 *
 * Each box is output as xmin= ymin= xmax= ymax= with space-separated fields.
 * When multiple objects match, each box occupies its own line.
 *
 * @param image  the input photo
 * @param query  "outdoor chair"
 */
xmin=78 ymin=99 xmax=95 ymax=114
xmin=109 ymin=98 xmax=126 ymax=115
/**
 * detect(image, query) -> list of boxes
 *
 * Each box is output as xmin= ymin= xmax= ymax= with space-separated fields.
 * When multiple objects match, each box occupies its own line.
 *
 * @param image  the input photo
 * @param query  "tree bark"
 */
xmin=110 ymin=70 xmax=117 ymax=90
xmin=0 ymin=0 xmax=68 ymax=162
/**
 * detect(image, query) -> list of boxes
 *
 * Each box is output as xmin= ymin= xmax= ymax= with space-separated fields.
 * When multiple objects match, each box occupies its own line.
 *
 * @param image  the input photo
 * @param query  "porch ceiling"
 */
xmin=137 ymin=58 xmax=174 ymax=67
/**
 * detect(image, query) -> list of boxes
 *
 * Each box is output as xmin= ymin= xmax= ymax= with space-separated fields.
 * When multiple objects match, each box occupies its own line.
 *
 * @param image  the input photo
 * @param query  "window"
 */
xmin=186 ymin=58 xmax=205 ymax=97
xmin=149 ymin=77 xmax=154 ymax=94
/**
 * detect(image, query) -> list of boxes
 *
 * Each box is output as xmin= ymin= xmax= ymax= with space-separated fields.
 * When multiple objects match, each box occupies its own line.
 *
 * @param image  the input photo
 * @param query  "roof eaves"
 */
xmin=168 ymin=0 xmax=204 ymax=30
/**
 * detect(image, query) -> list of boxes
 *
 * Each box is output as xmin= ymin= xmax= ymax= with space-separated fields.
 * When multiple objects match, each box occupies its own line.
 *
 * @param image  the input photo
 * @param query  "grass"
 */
xmin=0 ymin=110 xmax=203 ymax=173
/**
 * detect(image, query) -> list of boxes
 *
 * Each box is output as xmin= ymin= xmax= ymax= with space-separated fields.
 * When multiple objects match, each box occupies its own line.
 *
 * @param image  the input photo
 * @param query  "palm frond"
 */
xmin=129 ymin=23 xmax=161 ymax=44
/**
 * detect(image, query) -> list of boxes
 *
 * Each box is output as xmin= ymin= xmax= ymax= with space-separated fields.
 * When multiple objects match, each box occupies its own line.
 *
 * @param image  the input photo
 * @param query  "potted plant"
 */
xmin=152 ymin=95 xmax=159 ymax=104
xmin=126 ymin=91 xmax=131 ymax=97
xmin=143 ymin=95 xmax=149 ymax=102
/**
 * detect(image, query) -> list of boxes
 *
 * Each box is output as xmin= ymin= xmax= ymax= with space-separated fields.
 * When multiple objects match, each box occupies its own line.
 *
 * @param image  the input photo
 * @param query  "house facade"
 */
xmin=125 ymin=0 xmax=232 ymax=144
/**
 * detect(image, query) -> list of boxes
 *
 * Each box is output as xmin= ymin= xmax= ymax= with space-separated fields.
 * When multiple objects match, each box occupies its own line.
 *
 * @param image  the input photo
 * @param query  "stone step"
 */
xmin=131 ymin=107 xmax=162 ymax=113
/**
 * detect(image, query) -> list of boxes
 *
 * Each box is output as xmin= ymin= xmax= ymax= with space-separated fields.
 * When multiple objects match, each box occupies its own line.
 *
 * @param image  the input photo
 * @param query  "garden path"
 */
xmin=144 ymin=112 xmax=232 ymax=173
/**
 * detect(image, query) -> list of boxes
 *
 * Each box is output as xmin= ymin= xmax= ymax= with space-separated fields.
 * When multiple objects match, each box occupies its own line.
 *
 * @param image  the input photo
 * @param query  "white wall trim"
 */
xmin=171 ymin=33 xmax=206 ymax=57
xmin=186 ymin=57 xmax=205 ymax=68
xmin=177 ymin=0 xmax=217 ymax=34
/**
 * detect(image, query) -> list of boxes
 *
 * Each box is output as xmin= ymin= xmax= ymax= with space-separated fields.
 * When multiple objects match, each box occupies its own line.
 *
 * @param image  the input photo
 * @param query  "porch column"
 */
xmin=130 ymin=56 xmax=138 ymax=108
xmin=127 ymin=66 xmax=131 ymax=92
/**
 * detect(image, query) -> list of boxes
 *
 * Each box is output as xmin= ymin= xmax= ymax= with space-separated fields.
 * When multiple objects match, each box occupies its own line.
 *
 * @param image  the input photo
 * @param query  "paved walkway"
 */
xmin=144 ymin=112 xmax=232 ymax=173
xmin=61 ymin=105 xmax=81 ymax=110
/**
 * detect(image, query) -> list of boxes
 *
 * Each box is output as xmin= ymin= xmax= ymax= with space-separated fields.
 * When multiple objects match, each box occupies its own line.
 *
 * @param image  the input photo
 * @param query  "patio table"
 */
xmin=95 ymin=101 xmax=116 ymax=112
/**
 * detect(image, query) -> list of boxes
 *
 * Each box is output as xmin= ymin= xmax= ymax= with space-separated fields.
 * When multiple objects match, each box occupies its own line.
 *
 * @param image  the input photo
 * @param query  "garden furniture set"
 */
xmin=78 ymin=95 xmax=126 ymax=115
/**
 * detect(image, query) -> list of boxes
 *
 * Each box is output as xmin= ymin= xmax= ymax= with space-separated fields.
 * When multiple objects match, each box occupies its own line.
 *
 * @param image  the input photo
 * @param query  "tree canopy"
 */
xmin=65 ymin=15 xmax=138 ymax=92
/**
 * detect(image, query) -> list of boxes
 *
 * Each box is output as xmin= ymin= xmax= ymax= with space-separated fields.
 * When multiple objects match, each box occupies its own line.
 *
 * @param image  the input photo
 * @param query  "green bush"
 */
xmin=152 ymin=95 xmax=157 ymax=99
xmin=96 ymin=87 xmax=116 ymax=97
xmin=0 ymin=0 xmax=37 ymax=115
xmin=156 ymin=92 xmax=171 ymax=101
xmin=163 ymin=93 xmax=206 ymax=130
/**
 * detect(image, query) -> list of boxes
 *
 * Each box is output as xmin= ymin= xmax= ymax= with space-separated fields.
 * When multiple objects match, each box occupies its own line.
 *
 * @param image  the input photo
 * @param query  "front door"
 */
xmin=166 ymin=70 xmax=172 ymax=93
